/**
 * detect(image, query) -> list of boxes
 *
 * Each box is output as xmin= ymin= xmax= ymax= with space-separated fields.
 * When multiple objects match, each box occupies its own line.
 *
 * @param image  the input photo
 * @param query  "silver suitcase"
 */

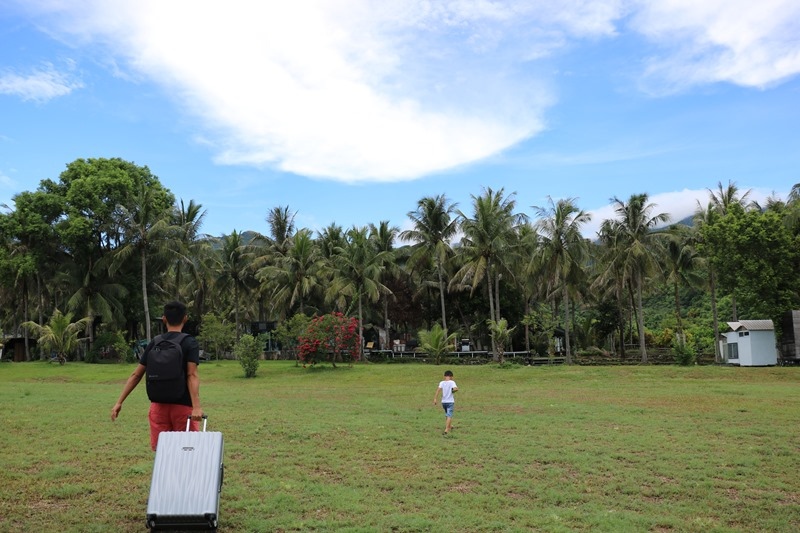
xmin=146 ymin=416 xmax=224 ymax=531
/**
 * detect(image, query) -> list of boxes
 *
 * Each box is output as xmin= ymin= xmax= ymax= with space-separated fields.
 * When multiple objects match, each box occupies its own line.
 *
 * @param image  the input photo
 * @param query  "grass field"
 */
xmin=1 ymin=360 xmax=799 ymax=532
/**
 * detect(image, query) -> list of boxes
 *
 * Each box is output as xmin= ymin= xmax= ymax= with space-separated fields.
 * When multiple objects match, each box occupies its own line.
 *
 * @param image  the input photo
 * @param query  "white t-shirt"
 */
xmin=439 ymin=380 xmax=458 ymax=403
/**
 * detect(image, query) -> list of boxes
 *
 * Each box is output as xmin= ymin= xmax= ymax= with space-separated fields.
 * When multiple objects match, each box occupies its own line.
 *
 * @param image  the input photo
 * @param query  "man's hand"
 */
xmin=110 ymin=403 xmax=122 ymax=421
xmin=191 ymin=407 xmax=204 ymax=421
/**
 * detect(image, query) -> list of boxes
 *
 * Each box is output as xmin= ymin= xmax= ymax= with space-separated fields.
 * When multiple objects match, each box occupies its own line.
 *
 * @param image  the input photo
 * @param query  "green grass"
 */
xmin=1 ymin=360 xmax=799 ymax=532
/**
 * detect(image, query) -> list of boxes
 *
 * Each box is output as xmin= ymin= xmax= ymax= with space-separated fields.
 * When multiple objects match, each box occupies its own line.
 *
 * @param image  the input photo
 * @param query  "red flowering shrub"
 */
xmin=297 ymin=312 xmax=360 ymax=367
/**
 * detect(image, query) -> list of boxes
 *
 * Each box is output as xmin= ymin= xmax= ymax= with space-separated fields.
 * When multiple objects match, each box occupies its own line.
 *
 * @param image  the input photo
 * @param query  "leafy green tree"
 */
xmin=37 ymin=158 xmax=173 ymax=343
xmin=197 ymin=312 xmax=236 ymax=359
xmin=234 ymin=333 xmax=262 ymax=378
xmin=22 ymin=309 xmax=92 ymax=361
xmin=273 ymin=313 xmax=312 ymax=361
xmin=523 ymin=298 xmax=562 ymax=358
xmin=417 ymin=323 xmax=457 ymax=365
xmin=701 ymin=203 xmax=800 ymax=327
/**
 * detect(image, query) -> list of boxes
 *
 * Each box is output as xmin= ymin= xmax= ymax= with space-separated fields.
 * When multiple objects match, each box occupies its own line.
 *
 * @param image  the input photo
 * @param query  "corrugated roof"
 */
xmin=726 ymin=320 xmax=774 ymax=332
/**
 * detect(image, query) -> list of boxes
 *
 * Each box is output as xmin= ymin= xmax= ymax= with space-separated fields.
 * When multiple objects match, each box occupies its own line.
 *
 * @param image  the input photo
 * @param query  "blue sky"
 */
xmin=1 ymin=1 xmax=798 ymax=238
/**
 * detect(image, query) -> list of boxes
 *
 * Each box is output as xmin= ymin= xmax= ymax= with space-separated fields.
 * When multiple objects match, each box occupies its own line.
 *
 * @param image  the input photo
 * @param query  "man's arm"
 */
xmin=110 ymin=364 xmax=146 ymax=421
xmin=186 ymin=362 xmax=203 ymax=421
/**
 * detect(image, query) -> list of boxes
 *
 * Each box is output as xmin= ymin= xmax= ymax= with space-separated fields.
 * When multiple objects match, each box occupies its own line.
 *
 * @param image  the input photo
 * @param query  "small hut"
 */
xmin=720 ymin=320 xmax=777 ymax=366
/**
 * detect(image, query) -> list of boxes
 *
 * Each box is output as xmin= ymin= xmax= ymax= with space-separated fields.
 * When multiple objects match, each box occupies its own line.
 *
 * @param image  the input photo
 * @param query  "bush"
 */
xmin=234 ymin=334 xmax=262 ymax=378
xmin=672 ymin=336 xmax=696 ymax=366
xmin=297 ymin=312 xmax=359 ymax=367
xmin=87 ymin=330 xmax=130 ymax=363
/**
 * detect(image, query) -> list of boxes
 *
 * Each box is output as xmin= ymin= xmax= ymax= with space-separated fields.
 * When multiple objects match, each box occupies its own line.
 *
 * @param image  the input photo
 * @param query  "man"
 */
xmin=111 ymin=301 xmax=204 ymax=450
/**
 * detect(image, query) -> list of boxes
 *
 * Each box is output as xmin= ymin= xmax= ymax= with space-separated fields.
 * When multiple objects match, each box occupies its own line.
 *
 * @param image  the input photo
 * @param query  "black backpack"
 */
xmin=145 ymin=333 xmax=189 ymax=403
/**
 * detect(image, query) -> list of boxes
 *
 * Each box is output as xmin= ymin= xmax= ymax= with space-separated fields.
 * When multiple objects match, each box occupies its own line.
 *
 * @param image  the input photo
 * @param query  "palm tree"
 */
xmin=418 ymin=323 xmax=457 ymax=365
xmin=258 ymin=228 xmax=324 ymax=317
xmin=401 ymin=195 xmax=458 ymax=332
xmin=662 ymin=226 xmax=705 ymax=337
xmin=265 ymin=205 xmax=296 ymax=259
xmin=453 ymin=188 xmax=525 ymax=335
xmin=487 ymin=318 xmax=516 ymax=364
xmin=369 ymin=221 xmax=400 ymax=349
xmin=22 ymin=309 xmax=92 ymax=362
xmin=213 ymin=230 xmax=252 ymax=340
xmin=604 ymin=193 xmax=669 ymax=363
xmin=704 ymin=181 xmax=755 ymax=321
xmin=66 ymin=257 xmax=128 ymax=348
xmin=171 ymin=199 xmax=208 ymax=302
xmin=708 ymin=180 xmax=753 ymax=215
xmin=327 ymin=226 xmax=392 ymax=360
xmin=111 ymin=183 xmax=177 ymax=341
xmin=691 ymin=202 xmax=723 ymax=361
xmin=532 ymin=197 xmax=591 ymax=364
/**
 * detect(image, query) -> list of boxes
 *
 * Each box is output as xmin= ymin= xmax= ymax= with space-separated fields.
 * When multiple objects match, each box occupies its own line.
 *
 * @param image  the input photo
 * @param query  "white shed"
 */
xmin=720 ymin=320 xmax=778 ymax=366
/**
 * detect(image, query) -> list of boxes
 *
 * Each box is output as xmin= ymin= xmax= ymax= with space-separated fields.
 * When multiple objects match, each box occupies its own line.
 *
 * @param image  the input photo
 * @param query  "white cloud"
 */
xmin=0 ymin=169 xmax=17 ymax=189
xmin=630 ymin=0 xmax=800 ymax=91
xmin=19 ymin=0 xmax=629 ymax=182
xmin=15 ymin=0 xmax=800 ymax=183
xmin=0 ymin=63 xmax=82 ymax=103
xmin=583 ymin=186 xmax=782 ymax=238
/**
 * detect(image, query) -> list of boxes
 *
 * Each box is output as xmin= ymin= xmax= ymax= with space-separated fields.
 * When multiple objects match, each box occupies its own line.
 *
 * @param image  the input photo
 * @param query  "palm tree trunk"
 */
xmin=23 ymin=287 xmax=30 ymax=361
xmin=710 ymin=268 xmax=721 ymax=363
xmin=563 ymin=285 xmax=572 ymax=364
xmin=494 ymin=272 xmax=501 ymax=323
xmin=358 ymin=292 xmax=364 ymax=362
xmin=383 ymin=298 xmax=390 ymax=351
xmin=486 ymin=267 xmax=497 ymax=360
xmin=437 ymin=263 xmax=447 ymax=332
xmin=673 ymin=280 xmax=683 ymax=335
xmin=636 ymin=272 xmax=647 ymax=363
xmin=234 ymin=284 xmax=240 ymax=341
xmin=142 ymin=248 xmax=152 ymax=341
xmin=524 ymin=299 xmax=531 ymax=353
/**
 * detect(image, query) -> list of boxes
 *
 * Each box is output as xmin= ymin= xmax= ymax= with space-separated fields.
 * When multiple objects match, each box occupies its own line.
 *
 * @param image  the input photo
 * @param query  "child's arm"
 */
xmin=433 ymin=386 xmax=442 ymax=404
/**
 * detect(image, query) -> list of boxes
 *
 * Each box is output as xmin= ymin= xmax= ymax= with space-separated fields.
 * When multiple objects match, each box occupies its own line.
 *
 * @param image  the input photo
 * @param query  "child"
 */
xmin=433 ymin=370 xmax=458 ymax=435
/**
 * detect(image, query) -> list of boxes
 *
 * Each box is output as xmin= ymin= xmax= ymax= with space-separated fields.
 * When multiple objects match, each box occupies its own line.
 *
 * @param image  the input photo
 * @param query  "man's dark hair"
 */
xmin=444 ymin=370 xmax=453 ymax=377
xmin=163 ymin=301 xmax=187 ymax=326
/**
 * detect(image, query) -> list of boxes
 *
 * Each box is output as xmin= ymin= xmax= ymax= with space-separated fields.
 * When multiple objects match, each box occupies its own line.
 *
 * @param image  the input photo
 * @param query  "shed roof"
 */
xmin=726 ymin=320 xmax=774 ymax=332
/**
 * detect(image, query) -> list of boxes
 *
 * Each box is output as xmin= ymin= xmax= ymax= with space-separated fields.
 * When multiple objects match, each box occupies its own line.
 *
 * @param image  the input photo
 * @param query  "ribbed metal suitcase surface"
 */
xmin=146 ymin=428 xmax=224 ymax=531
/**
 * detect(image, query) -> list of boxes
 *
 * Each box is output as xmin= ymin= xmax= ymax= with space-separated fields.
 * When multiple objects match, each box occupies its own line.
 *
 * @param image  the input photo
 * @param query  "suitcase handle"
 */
xmin=185 ymin=414 xmax=208 ymax=432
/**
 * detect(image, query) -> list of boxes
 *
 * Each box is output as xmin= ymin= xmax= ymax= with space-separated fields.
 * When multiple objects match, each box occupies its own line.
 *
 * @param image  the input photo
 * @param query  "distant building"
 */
xmin=719 ymin=320 xmax=777 ymax=366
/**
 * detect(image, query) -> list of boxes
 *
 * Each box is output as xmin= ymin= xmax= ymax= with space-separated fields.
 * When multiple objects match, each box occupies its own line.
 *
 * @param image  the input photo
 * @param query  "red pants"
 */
xmin=148 ymin=403 xmax=198 ymax=451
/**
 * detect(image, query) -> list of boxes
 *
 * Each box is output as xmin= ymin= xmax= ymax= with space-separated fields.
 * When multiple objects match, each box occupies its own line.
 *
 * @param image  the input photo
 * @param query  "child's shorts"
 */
xmin=442 ymin=402 xmax=454 ymax=418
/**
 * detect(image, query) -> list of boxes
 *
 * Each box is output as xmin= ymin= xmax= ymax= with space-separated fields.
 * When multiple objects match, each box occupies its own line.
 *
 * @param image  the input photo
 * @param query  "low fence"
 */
xmin=364 ymin=350 xmax=566 ymax=365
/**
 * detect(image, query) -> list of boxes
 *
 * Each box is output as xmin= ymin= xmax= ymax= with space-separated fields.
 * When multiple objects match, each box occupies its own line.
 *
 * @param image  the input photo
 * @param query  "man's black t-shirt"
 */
xmin=140 ymin=332 xmax=200 ymax=407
